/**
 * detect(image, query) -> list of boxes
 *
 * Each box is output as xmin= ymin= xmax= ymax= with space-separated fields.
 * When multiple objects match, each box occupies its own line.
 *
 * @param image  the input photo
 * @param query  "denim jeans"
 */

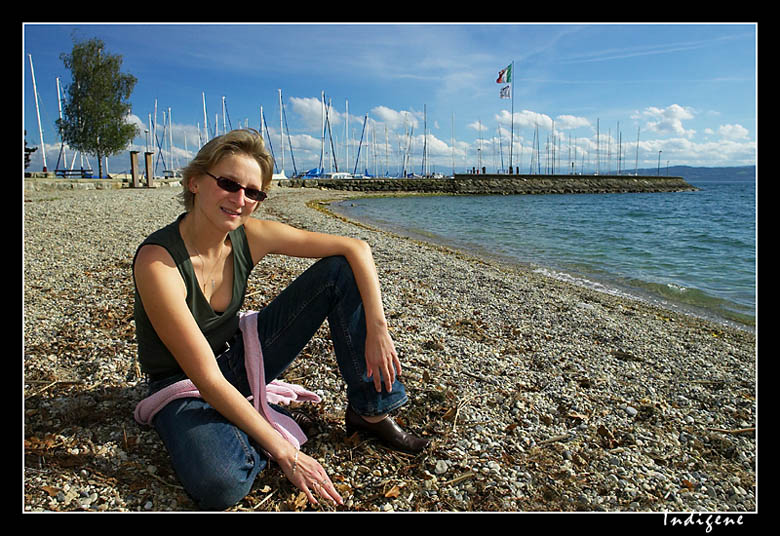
xmin=148 ymin=256 xmax=408 ymax=510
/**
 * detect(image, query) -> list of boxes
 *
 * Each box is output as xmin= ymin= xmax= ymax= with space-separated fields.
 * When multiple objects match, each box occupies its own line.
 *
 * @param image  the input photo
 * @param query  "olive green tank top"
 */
xmin=133 ymin=213 xmax=255 ymax=379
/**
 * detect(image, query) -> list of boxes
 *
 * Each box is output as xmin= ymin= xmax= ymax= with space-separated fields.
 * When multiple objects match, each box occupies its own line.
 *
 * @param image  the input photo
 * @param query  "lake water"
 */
xmin=330 ymin=175 xmax=756 ymax=328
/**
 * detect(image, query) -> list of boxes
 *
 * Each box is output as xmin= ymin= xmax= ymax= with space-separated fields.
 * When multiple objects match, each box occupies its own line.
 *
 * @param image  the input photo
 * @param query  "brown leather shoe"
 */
xmin=345 ymin=406 xmax=430 ymax=454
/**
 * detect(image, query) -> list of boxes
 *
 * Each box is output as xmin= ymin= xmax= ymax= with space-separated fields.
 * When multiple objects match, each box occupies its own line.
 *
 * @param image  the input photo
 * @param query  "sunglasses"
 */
xmin=205 ymin=171 xmax=267 ymax=202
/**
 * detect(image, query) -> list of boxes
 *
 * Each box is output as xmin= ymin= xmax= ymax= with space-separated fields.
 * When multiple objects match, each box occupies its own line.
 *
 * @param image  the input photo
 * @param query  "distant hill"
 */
xmin=637 ymin=165 xmax=756 ymax=182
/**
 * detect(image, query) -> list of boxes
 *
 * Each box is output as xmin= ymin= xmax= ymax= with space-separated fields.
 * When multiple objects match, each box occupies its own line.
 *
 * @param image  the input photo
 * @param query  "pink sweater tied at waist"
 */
xmin=133 ymin=311 xmax=321 ymax=453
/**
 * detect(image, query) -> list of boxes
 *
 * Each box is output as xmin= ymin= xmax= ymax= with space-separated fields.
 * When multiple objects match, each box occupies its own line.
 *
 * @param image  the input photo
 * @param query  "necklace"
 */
xmin=181 ymin=216 xmax=227 ymax=296
xmin=190 ymin=240 xmax=225 ymax=295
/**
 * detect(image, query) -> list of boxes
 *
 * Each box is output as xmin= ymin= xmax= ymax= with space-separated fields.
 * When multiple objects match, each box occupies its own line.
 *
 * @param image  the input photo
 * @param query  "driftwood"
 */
xmin=706 ymin=427 xmax=756 ymax=435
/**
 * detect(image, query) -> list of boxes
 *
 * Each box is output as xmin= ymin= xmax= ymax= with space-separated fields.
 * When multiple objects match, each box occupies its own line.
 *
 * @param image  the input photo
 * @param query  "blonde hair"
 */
xmin=180 ymin=128 xmax=274 ymax=212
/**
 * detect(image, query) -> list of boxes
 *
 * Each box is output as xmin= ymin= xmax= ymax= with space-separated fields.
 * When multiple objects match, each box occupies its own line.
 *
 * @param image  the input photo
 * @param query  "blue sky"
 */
xmin=23 ymin=23 xmax=756 ymax=177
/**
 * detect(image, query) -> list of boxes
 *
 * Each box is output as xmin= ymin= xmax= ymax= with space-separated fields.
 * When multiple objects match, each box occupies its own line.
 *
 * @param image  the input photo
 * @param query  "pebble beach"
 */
xmin=23 ymin=184 xmax=757 ymax=514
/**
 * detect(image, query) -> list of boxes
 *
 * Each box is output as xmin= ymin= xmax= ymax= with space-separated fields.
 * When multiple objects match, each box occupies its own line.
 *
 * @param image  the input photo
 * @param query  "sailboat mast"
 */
xmin=325 ymin=97 xmax=338 ymax=172
xmin=551 ymin=119 xmax=555 ymax=175
xmin=353 ymin=114 xmax=368 ymax=176
xmin=148 ymin=114 xmax=153 ymax=154
xmin=55 ymin=76 xmax=67 ymax=171
xmin=320 ymin=91 xmax=325 ymax=170
xmin=278 ymin=89 xmax=285 ymax=176
xmin=222 ymin=96 xmax=227 ymax=136
xmin=478 ymin=118 xmax=483 ymax=171
xmin=371 ymin=121 xmax=377 ymax=177
xmin=168 ymin=107 xmax=174 ymax=174
xmin=28 ymin=54 xmax=47 ymax=171
xmin=202 ymin=92 xmax=208 ymax=143
xmin=422 ymin=104 xmax=428 ymax=177
xmin=634 ymin=126 xmax=640 ymax=176
xmin=596 ymin=118 xmax=600 ymax=175
xmin=281 ymin=97 xmax=297 ymax=176
xmin=451 ymin=112 xmax=455 ymax=176
xmin=154 ymin=100 xmax=161 ymax=175
xmin=617 ymin=121 xmax=621 ymax=175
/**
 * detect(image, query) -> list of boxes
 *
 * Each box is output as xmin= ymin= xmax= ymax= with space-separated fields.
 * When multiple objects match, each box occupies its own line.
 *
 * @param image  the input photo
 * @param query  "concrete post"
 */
xmin=144 ymin=152 xmax=154 ymax=188
xmin=130 ymin=151 xmax=141 ymax=188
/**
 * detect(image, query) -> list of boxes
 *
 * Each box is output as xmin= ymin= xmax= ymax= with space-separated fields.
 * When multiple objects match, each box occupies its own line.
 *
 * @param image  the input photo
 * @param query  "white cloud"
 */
xmin=554 ymin=114 xmax=591 ymax=130
xmin=641 ymin=104 xmax=696 ymax=138
xmin=371 ymin=105 xmax=420 ymax=131
xmin=289 ymin=96 xmax=328 ymax=131
xmin=496 ymin=109 xmax=554 ymax=131
xmin=634 ymin=136 xmax=756 ymax=167
xmin=417 ymin=132 xmax=453 ymax=156
xmin=717 ymin=123 xmax=749 ymax=140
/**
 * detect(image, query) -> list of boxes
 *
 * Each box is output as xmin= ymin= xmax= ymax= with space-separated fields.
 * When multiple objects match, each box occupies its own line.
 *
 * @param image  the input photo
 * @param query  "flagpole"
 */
xmin=510 ymin=60 xmax=514 ymax=174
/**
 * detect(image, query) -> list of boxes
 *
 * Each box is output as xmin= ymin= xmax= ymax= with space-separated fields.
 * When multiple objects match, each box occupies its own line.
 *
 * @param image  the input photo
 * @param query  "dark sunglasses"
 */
xmin=205 ymin=171 xmax=267 ymax=202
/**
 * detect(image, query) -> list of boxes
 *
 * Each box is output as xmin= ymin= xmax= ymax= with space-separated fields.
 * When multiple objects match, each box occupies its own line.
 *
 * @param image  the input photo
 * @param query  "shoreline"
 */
xmin=24 ymin=186 xmax=757 ymax=513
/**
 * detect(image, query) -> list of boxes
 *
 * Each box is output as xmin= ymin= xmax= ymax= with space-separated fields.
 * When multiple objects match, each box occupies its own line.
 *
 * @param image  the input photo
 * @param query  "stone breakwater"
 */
xmin=279 ymin=174 xmax=698 ymax=195
xmin=24 ymin=186 xmax=755 ymax=513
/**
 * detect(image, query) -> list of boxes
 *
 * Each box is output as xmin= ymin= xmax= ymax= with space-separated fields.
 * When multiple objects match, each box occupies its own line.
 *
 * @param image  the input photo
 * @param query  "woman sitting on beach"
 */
xmin=132 ymin=128 xmax=428 ymax=510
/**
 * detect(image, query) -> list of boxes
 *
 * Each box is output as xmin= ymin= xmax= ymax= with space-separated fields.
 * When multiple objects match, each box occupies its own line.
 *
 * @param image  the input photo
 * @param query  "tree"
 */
xmin=57 ymin=37 xmax=138 ymax=179
xmin=24 ymin=130 xmax=37 ymax=169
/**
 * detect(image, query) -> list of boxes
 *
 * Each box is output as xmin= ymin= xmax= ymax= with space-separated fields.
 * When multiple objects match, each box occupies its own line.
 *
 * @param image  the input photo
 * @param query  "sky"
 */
xmin=23 ymin=23 xmax=757 ymax=177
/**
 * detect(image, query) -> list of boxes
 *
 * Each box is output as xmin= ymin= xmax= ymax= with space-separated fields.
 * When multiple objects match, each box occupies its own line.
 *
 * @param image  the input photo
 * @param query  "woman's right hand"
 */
xmin=280 ymin=448 xmax=344 ymax=507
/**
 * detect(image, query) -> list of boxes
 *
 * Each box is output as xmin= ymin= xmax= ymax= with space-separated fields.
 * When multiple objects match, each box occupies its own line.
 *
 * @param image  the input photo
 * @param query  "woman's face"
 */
xmin=189 ymin=153 xmax=265 ymax=231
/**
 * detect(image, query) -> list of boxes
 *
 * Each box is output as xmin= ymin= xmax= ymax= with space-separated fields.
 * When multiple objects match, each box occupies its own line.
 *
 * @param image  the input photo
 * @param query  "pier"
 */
xmin=278 ymin=174 xmax=698 ymax=195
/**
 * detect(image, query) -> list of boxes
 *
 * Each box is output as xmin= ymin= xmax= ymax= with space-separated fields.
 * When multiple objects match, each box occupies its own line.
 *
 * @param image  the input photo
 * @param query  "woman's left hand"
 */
xmin=281 ymin=448 xmax=343 ymax=507
xmin=364 ymin=327 xmax=402 ymax=392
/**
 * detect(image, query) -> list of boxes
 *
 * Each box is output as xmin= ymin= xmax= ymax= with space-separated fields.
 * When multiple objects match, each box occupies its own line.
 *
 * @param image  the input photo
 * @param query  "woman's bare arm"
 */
xmin=134 ymin=244 xmax=342 ymax=505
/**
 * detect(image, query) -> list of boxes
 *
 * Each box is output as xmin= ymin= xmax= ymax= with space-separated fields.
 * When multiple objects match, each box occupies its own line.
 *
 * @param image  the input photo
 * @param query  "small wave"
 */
xmin=630 ymin=279 xmax=755 ymax=327
xmin=532 ymin=267 xmax=636 ymax=301
xmin=533 ymin=267 xmax=754 ymax=328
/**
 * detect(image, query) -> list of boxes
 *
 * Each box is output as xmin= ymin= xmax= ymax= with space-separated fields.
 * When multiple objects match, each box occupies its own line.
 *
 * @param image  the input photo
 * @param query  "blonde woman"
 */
xmin=133 ymin=129 xmax=428 ymax=510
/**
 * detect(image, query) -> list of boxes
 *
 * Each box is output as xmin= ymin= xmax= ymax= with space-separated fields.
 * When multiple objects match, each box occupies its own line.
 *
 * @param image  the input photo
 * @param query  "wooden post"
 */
xmin=144 ymin=152 xmax=154 ymax=188
xmin=130 ymin=151 xmax=141 ymax=188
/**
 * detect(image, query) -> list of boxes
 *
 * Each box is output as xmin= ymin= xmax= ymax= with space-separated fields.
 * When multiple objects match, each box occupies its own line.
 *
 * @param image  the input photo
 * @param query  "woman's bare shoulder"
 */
xmin=133 ymin=244 xmax=184 ymax=297
xmin=134 ymin=243 xmax=177 ymax=270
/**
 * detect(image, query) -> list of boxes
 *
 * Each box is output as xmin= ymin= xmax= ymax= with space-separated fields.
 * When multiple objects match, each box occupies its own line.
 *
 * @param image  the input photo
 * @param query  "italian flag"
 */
xmin=496 ymin=64 xmax=512 ymax=84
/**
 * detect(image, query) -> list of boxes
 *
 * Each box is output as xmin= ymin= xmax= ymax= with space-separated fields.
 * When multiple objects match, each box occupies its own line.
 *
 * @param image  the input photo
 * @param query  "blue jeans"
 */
xmin=148 ymin=256 xmax=408 ymax=510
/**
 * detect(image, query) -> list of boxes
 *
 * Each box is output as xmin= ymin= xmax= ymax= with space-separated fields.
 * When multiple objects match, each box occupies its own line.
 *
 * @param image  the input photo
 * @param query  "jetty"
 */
xmin=278 ymin=173 xmax=698 ymax=195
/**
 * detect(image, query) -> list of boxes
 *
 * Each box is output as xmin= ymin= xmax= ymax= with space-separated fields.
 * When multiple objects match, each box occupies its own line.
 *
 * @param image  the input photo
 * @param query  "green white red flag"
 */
xmin=496 ymin=64 xmax=512 ymax=84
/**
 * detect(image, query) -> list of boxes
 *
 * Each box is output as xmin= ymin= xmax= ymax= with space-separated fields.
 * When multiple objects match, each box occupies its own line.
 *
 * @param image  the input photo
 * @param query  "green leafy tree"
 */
xmin=57 ymin=37 xmax=138 ymax=179
xmin=24 ymin=130 xmax=37 ymax=169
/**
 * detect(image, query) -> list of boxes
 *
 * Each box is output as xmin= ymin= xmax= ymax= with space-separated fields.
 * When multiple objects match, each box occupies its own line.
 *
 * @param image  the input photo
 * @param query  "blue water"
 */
xmin=331 ymin=177 xmax=756 ymax=327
